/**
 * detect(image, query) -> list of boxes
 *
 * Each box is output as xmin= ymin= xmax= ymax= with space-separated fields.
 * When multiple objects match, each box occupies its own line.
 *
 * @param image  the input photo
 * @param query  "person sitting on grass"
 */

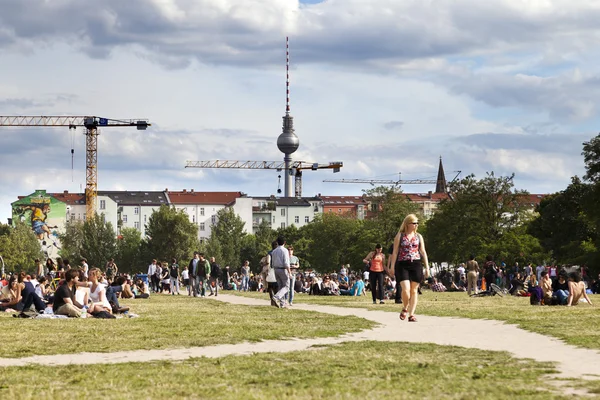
xmin=0 ymin=275 xmax=22 ymax=312
xmin=509 ymin=273 xmax=525 ymax=296
xmin=320 ymin=275 xmax=339 ymax=296
xmin=133 ymin=279 xmax=150 ymax=299
xmin=86 ymin=268 xmax=113 ymax=314
xmin=340 ymin=276 xmax=365 ymax=296
xmin=539 ymin=271 xmax=553 ymax=304
xmin=35 ymin=276 xmax=49 ymax=301
xmin=430 ymin=277 xmax=447 ymax=292
xmin=53 ymin=269 xmax=85 ymax=317
xmin=567 ymin=271 xmax=593 ymax=307
xmin=552 ymin=273 xmax=569 ymax=305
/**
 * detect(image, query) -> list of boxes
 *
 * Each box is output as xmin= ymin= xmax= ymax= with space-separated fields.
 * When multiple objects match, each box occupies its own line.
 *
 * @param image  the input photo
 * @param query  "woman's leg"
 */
xmin=408 ymin=281 xmax=420 ymax=316
xmin=400 ymin=280 xmax=411 ymax=306
xmin=377 ymin=272 xmax=385 ymax=302
xmin=370 ymin=273 xmax=377 ymax=303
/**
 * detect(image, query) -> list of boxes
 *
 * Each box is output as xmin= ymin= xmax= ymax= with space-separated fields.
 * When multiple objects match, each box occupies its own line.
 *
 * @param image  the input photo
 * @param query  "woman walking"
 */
xmin=363 ymin=244 xmax=387 ymax=304
xmin=390 ymin=214 xmax=430 ymax=322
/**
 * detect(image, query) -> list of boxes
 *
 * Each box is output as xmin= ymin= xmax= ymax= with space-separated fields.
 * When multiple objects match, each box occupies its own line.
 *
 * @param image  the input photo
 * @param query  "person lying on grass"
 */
xmin=567 ymin=271 xmax=593 ymax=307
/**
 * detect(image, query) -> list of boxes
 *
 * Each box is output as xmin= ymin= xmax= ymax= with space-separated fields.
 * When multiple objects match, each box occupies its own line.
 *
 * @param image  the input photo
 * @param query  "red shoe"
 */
xmin=399 ymin=309 xmax=408 ymax=320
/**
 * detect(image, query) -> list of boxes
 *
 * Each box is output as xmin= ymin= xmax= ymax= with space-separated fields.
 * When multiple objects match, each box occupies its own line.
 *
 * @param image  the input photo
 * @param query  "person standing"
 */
xmin=536 ymin=264 xmax=546 ymax=282
xmin=272 ymin=237 xmax=291 ymax=308
xmin=198 ymin=253 xmax=211 ymax=297
xmin=240 ymin=261 xmax=250 ymax=292
xmin=390 ymin=214 xmax=430 ymax=322
xmin=80 ymin=258 xmax=89 ymax=279
xmin=288 ymin=246 xmax=299 ymax=306
xmin=363 ymin=244 xmax=387 ymax=304
xmin=266 ymin=241 xmax=278 ymax=305
xmin=209 ymin=257 xmax=221 ymax=297
xmin=169 ymin=258 xmax=180 ymax=295
xmin=181 ymin=266 xmax=190 ymax=295
xmin=105 ymin=258 xmax=118 ymax=284
xmin=188 ymin=253 xmax=200 ymax=296
xmin=483 ymin=256 xmax=497 ymax=291
xmin=148 ymin=259 xmax=158 ymax=293
xmin=466 ymin=255 xmax=479 ymax=296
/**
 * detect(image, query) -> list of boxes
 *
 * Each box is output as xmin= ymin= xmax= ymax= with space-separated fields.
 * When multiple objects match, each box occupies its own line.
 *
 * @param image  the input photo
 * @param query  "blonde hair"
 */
xmin=399 ymin=214 xmax=419 ymax=234
xmin=89 ymin=268 xmax=101 ymax=280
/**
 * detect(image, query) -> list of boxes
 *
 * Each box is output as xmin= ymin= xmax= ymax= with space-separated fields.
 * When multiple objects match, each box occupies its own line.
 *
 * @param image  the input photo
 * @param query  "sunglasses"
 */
xmin=410 ymin=222 xmax=419 ymax=225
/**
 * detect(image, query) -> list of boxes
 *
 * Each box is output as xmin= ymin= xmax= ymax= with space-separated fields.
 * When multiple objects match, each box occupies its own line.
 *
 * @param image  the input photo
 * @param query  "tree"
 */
xmin=145 ymin=205 xmax=199 ymax=264
xmin=59 ymin=221 xmax=84 ymax=262
xmin=528 ymin=176 xmax=596 ymax=265
xmin=363 ymin=186 xmax=421 ymax=246
xmin=81 ymin=213 xmax=117 ymax=269
xmin=426 ymin=173 xmax=533 ymax=264
xmin=210 ymin=207 xmax=247 ymax=269
xmin=116 ymin=227 xmax=143 ymax=273
xmin=0 ymin=221 xmax=43 ymax=272
xmin=583 ymin=133 xmax=600 ymax=183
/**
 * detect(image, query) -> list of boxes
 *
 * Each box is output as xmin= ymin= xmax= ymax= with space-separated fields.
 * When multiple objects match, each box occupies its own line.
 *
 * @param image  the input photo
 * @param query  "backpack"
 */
xmin=260 ymin=255 xmax=269 ymax=267
xmin=211 ymin=263 xmax=221 ymax=278
xmin=198 ymin=262 xmax=206 ymax=277
xmin=106 ymin=266 xmax=114 ymax=276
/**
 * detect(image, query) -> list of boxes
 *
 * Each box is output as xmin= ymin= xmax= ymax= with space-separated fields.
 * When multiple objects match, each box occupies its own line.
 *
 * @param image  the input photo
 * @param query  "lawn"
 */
xmin=0 ymin=341 xmax=579 ymax=399
xmin=0 ymin=295 xmax=375 ymax=358
xmin=233 ymin=291 xmax=600 ymax=350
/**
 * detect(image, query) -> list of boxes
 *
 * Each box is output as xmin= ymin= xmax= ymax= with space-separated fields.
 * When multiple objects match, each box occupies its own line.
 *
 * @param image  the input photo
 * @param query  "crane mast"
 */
xmin=0 ymin=116 xmax=150 ymax=219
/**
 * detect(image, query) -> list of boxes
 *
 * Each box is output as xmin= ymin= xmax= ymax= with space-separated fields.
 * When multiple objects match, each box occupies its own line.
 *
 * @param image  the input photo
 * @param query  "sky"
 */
xmin=1 ymin=0 xmax=599 ymax=223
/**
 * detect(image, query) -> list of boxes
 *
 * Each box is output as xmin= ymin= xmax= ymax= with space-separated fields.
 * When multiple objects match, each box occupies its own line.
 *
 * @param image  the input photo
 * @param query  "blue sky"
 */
xmin=1 ymin=0 xmax=599 ymax=223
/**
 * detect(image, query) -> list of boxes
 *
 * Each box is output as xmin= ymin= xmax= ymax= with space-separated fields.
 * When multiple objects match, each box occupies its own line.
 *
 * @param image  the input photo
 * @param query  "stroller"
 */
xmin=470 ymin=283 xmax=507 ymax=297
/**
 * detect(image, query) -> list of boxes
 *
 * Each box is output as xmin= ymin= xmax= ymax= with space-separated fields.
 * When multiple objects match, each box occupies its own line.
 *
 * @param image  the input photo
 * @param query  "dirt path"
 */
xmin=1 ymin=294 xmax=599 ymax=381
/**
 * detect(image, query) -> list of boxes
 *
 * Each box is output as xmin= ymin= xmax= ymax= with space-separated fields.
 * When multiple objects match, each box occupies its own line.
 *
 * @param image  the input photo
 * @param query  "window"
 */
xmin=100 ymin=200 xmax=106 ymax=210
xmin=134 ymin=207 xmax=139 ymax=215
xmin=199 ymin=238 xmax=206 ymax=244
xmin=144 ymin=215 xmax=147 ymax=223
xmin=305 ymin=216 xmax=309 ymax=223
xmin=272 ymin=216 xmax=275 ymax=224
xmin=134 ymin=221 xmax=140 ymax=230
xmin=200 ymin=223 xmax=205 ymax=231
xmin=200 ymin=208 xmax=205 ymax=216
xmin=338 ymin=208 xmax=342 ymax=213
xmin=281 ymin=209 xmax=285 ymax=216
xmin=123 ymin=215 xmax=128 ymax=223
xmin=70 ymin=213 xmax=75 ymax=221
xmin=192 ymin=215 xmax=195 ymax=223
xmin=294 ymin=216 xmax=299 ymax=223
xmin=211 ymin=215 xmax=216 ymax=224
xmin=281 ymin=222 xmax=285 ymax=228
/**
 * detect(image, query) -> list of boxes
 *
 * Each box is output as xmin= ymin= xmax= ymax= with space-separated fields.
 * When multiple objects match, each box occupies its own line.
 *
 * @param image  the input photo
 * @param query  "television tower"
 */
xmin=277 ymin=36 xmax=300 ymax=197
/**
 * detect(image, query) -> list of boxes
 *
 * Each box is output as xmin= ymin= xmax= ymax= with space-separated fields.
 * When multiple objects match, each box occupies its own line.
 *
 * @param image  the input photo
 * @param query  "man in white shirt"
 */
xmin=536 ymin=264 xmax=546 ymax=282
xmin=148 ymin=259 xmax=158 ymax=293
xmin=81 ymin=258 xmax=89 ymax=278
xmin=271 ymin=237 xmax=291 ymax=308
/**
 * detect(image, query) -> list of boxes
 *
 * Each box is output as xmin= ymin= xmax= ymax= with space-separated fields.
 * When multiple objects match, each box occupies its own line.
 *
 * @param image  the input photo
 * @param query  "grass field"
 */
xmin=233 ymin=291 xmax=600 ymax=350
xmin=0 ymin=341 xmax=578 ymax=399
xmin=0 ymin=294 xmax=375 ymax=358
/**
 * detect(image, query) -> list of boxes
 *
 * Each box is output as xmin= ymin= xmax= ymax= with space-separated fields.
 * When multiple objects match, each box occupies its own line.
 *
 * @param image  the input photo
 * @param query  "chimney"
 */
xmin=183 ymin=189 xmax=187 ymax=193
xmin=64 ymin=190 xmax=68 ymax=194
xmin=191 ymin=189 xmax=194 ymax=193
xmin=428 ymin=191 xmax=432 ymax=199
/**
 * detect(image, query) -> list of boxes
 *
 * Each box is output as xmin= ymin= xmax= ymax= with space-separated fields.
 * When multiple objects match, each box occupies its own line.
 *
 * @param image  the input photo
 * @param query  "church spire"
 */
xmin=435 ymin=156 xmax=447 ymax=193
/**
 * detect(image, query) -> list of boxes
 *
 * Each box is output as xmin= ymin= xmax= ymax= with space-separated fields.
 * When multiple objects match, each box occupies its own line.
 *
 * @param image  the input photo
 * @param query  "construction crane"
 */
xmin=0 ymin=116 xmax=150 ymax=219
xmin=323 ymin=170 xmax=461 ymax=192
xmin=185 ymin=160 xmax=343 ymax=197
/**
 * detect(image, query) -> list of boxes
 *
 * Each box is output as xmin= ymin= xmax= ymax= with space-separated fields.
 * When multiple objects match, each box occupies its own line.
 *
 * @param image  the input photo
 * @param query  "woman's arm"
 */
xmin=362 ymin=251 xmax=374 ymax=264
xmin=390 ymin=233 xmax=401 ymax=276
xmin=419 ymin=234 xmax=430 ymax=278
xmin=583 ymin=285 xmax=593 ymax=305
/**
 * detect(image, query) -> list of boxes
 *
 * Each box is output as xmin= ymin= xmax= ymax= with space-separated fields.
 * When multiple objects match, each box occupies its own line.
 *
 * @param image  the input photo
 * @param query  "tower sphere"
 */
xmin=277 ymin=131 xmax=299 ymax=154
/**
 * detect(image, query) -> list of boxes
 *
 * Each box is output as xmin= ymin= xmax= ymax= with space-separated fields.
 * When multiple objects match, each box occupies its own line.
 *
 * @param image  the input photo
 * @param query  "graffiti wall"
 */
xmin=11 ymin=190 xmax=66 ymax=260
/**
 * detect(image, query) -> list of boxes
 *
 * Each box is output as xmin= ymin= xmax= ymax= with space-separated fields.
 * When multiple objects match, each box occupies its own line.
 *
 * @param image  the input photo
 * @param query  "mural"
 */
xmin=12 ymin=190 xmax=66 ymax=260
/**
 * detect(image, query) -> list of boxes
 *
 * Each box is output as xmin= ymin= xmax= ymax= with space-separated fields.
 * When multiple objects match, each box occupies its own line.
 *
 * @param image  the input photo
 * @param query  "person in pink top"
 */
xmin=390 ymin=214 xmax=430 ymax=322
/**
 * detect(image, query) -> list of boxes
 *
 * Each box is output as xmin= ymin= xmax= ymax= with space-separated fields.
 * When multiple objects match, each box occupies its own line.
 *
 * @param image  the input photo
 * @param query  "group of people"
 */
xmin=0 ymin=257 xmax=149 ymax=318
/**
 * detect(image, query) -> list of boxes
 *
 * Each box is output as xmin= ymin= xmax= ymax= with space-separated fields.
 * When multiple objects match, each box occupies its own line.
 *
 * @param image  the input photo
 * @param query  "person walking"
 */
xmin=188 ymin=253 xmax=199 ymax=297
xmin=390 ymin=214 xmax=430 ymax=322
xmin=271 ymin=237 xmax=291 ymax=308
xmin=148 ymin=259 xmax=158 ymax=293
xmin=466 ymin=255 xmax=479 ymax=296
xmin=169 ymin=258 xmax=180 ymax=295
xmin=363 ymin=244 xmax=387 ymax=304
xmin=288 ymin=246 xmax=299 ymax=306
xmin=208 ymin=257 xmax=221 ymax=297
xmin=198 ymin=253 xmax=211 ymax=297
xmin=265 ymin=241 xmax=279 ymax=305
xmin=240 ymin=261 xmax=250 ymax=292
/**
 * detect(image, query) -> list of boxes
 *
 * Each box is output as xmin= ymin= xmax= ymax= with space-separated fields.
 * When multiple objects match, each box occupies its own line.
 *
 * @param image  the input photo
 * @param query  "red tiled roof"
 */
xmin=404 ymin=192 xmax=450 ymax=202
xmin=516 ymin=194 xmax=548 ymax=206
xmin=167 ymin=191 xmax=243 ymax=205
xmin=50 ymin=192 xmax=86 ymax=205
xmin=320 ymin=195 xmax=368 ymax=205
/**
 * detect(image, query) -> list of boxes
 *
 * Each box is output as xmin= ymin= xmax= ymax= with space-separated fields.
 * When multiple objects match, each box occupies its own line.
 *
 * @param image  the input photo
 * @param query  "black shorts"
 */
xmin=395 ymin=260 xmax=423 ymax=283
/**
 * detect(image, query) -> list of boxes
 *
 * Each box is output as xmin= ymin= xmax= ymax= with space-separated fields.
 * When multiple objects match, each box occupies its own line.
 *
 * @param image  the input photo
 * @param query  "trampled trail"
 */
xmin=1 ymin=294 xmax=599 ymax=382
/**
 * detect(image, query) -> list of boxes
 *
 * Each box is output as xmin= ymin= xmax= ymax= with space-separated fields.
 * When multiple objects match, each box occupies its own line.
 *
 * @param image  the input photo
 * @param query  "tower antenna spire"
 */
xmin=286 ymin=36 xmax=290 ymax=115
